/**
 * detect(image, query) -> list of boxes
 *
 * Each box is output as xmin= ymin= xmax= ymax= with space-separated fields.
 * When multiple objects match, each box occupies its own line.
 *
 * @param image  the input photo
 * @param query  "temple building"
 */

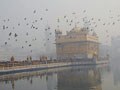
xmin=55 ymin=26 xmax=99 ymax=60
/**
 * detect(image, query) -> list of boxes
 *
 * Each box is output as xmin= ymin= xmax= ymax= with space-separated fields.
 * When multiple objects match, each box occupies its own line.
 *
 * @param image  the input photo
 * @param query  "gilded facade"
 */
xmin=55 ymin=26 xmax=99 ymax=60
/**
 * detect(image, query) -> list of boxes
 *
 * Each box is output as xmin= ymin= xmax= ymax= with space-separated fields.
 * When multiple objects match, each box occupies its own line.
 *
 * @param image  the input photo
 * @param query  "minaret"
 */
xmin=55 ymin=27 xmax=62 ymax=60
xmin=83 ymin=17 xmax=90 ymax=30
xmin=55 ymin=28 xmax=62 ymax=38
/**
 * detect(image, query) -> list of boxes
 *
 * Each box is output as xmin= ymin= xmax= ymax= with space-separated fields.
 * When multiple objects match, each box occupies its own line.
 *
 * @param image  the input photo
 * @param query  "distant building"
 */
xmin=111 ymin=36 xmax=120 ymax=57
xmin=111 ymin=36 xmax=120 ymax=64
xmin=99 ymin=44 xmax=110 ymax=57
xmin=55 ymin=26 xmax=99 ymax=60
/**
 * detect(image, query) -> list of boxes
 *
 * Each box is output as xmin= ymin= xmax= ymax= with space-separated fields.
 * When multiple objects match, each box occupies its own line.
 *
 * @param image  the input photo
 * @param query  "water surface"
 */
xmin=0 ymin=65 xmax=120 ymax=90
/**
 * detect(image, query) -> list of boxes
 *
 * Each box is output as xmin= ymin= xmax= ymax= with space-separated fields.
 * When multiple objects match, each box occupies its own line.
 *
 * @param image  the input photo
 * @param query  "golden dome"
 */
xmin=71 ymin=26 xmax=81 ymax=32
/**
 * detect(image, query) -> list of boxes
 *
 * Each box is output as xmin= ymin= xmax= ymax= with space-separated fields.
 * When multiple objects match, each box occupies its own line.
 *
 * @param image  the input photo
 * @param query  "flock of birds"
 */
xmin=0 ymin=9 xmax=120 ymax=53
xmin=57 ymin=10 xmax=120 ymax=44
xmin=0 ymin=9 xmax=53 ymax=53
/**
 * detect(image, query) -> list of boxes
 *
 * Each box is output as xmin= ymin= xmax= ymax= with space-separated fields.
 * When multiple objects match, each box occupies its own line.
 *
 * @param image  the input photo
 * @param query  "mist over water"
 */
xmin=0 ymin=65 xmax=120 ymax=90
xmin=0 ymin=0 xmax=120 ymax=90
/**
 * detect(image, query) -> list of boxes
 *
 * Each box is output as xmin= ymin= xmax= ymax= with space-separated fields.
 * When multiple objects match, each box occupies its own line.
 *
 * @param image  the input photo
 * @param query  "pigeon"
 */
xmin=40 ymin=18 xmax=43 ymax=20
xmin=5 ymin=42 xmax=7 ymax=45
xmin=64 ymin=16 xmax=66 ymax=18
xmin=46 ymin=9 xmax=48 ymax=11
xmin=33 ymin=10 xmax=36 ymax=13
xmin=14 ymin=33 xmax=18 ymax=37
xmin=24 ymin=18 xmax=27 ymax=20
xmin=29 ymin=44 xmax=31 ymax=47
xmin=9 ymin=32 xmax=12 ymax=36
xmin=3 ymin=25 xmax=5 ymax=30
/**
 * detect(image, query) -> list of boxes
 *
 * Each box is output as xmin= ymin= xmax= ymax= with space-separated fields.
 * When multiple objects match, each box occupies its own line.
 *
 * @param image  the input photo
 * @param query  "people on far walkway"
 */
xmin=26 ymin=56 xmax=32 ymax=65
xmin=30 ymin=56 xmax=32 ymax=61
xmin=10 ymin=56 xmax=15 ymax=67
xmin=10 ymin=56 xmax=15 ymax=62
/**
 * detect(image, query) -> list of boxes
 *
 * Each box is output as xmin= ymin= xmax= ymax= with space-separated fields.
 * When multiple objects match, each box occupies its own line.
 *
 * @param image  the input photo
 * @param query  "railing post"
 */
xmin=3 ymin=66 xmax=4 ymax=70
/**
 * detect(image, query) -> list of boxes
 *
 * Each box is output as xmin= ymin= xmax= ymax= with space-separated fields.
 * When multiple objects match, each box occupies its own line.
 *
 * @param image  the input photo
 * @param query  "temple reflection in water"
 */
xmin=0 ymin=65 xmax=110 ymax=90
xmin=57 ymin=66 xmax=109 ymax=90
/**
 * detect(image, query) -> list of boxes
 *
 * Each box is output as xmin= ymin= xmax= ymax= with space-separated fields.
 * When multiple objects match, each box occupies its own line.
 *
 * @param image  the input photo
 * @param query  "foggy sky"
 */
xmin=0 ymin=0 xmax=120 ymax=60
